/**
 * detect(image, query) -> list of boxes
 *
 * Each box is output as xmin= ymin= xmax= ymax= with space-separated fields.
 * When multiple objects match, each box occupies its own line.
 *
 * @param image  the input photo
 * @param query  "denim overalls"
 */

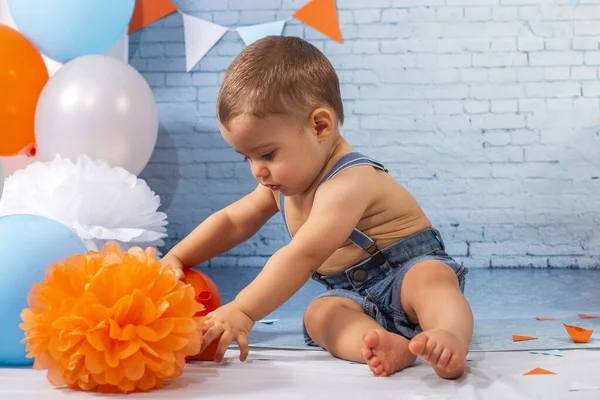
xmin=279 ymin=152 xmax=468 ymax=346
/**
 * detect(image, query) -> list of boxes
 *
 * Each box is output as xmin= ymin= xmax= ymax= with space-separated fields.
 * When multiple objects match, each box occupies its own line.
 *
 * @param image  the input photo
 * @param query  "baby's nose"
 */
xmin=252 ymin=163 xmax=269 ymax=179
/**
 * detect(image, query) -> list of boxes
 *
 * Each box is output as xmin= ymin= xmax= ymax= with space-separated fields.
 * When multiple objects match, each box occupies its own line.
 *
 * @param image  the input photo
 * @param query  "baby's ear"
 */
xmin=310 ymin=108 xmax=335 ymax=136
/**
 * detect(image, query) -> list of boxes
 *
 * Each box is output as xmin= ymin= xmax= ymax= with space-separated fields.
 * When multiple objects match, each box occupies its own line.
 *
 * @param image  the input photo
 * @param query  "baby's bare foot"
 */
xmin=361 ymin=329 xmax=416 ymax=377
xmin=408 ymin=328 xmax=467 ymax=379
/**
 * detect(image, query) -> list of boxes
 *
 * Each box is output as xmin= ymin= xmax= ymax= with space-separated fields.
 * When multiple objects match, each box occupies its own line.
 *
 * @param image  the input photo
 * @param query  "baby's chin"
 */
xmin=277 ymin=186 xmax=298 ymax=197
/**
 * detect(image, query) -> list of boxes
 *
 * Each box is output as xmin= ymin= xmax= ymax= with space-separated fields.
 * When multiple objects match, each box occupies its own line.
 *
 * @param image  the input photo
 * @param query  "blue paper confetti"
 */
xmin=530 ymin=349 xmax=564 ymax=357
xmin=258 ymin=319 xmax=279 ymax=325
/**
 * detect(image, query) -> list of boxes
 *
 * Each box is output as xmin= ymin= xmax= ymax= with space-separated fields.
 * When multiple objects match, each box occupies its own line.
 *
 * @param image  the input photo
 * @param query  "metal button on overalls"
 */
xmin=353 ymin=269 xmax=367 ymax=282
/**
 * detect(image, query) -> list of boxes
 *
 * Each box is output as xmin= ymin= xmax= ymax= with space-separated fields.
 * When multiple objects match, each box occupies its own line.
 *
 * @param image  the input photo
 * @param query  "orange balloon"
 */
xmin=183 ymin=268 xmax=222 ymax=317
xmin=0 ymin=25 xmax=49 ymax=156
xmin=183 ymin=269 xmax=222 ymax=361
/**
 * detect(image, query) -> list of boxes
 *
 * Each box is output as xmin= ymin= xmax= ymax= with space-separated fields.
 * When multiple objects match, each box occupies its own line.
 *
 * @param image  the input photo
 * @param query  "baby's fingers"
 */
xmin=200 ymin=318 xmax=216 ymax=335
xmin=175 ymin=268 xmax=184 ymax=280
xmin=215 ymin=330 xmax=234 ymax=363
xmin=201 ymin=322 xmax=224 ymax=353
xmin=236 ymin=335 xmax=249 ymax=362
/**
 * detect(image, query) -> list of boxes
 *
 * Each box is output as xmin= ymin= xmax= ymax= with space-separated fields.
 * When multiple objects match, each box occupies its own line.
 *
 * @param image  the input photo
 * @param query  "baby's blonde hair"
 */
xmin=217 ymin=36 xmax=344 ymax=129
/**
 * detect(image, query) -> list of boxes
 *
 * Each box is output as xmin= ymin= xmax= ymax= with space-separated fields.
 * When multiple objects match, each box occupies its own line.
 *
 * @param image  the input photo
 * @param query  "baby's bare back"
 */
xmin=277 ymin=168 xmax=432 ymax=276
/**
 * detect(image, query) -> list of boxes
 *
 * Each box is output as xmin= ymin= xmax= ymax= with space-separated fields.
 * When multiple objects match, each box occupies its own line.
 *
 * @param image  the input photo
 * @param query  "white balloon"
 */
xmin=35 ymin=55 xmax=158 ymax=176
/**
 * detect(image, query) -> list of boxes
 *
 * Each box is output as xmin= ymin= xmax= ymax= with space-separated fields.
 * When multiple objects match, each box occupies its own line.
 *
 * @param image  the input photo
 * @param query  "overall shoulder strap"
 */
xmin=319 ymin=152 xmax=388 ymax=186
xmin=280 ymin=152 xmax=387 ymax=254
xmin=279 ymin=192 xmax=293 ymax=239
xmin=321 ymin=152 xmax=387 ymax=253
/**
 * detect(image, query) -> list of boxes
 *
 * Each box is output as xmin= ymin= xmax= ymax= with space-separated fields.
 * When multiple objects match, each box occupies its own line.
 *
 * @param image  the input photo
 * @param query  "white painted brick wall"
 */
xmin=132 ymin=0 xmax=600 ymax=269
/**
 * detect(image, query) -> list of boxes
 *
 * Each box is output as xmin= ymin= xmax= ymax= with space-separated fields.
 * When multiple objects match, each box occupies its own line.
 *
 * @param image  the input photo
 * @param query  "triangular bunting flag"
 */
xmin=236 ymin=20 xmax=287 ymax=46
xmin=524 ymin=368 xmax=556 ymax=376
xmin=579 ymin=313 xmax=600 ymax=319
xmin=513 ymin=335 xmax=536 ymax=342
xmin=129 ymin=0 xmax=179 ymax=34
xmin=293 ymin=0 xmax=343 ymax=44
xmin=182 ymin=13 xmax=228 ymax=72
xmin=105 ymin=32 xmax=129 ymax=64
xmin=536 ymin=317 xmax=555 ymax=321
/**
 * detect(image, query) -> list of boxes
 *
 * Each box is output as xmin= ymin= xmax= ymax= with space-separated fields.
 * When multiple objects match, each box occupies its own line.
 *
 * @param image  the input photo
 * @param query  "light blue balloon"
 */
xmin=0 ymin=214 xmax=87 ymax=365
xmin=7 ymin=0 xmax=136 ymax=63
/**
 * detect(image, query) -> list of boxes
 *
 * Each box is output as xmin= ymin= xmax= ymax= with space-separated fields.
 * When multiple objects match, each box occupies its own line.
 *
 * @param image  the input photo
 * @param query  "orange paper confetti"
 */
xmin=513 ymin=335 xmax=537 ymax=342
xmin=564 ymin=324 xmax=594 ymax=343
xmin=579 ymin=314 xmax=600 ymax=319
xmin=293 ymin=0 xmax=343 ymax=43
xmin=524 ymin=368 xmax=556 ymax=376
xmin=129 ymin=0 xmax=179 ymax=34
xmin=536 ymin=317 xmax=555 ymax=321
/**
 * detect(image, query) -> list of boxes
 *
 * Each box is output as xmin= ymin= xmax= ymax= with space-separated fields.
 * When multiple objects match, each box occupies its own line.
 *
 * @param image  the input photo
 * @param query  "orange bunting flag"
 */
xmin=129 ymin=0 xmax=179 ymax=34
xmin=524 ymin=368 xmax=556 ymax=376
xmin=536 ymin=317 xmax=555 ymax=321
xmin=513 ymin=335 xmax=537 ymax=342
xmin=564 ymin=323 xmax=594 ymax=344
xmin=293 ymin=0 xmax=343 ymax=43
xmin=579 ymin=313 xmax=600 ymax=319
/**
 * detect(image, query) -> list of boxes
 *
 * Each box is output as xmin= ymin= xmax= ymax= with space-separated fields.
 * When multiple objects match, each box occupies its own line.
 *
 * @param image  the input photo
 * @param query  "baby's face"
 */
xmin=219 ymin=113 xmax=327 ymax=196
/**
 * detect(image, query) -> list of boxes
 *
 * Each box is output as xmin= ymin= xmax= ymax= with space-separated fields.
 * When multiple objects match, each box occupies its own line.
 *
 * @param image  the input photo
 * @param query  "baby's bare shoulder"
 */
xmin=314 ymin=164 xmax=391 ymax=212
xmin=328 ymin=163 xmax=394 ymax=194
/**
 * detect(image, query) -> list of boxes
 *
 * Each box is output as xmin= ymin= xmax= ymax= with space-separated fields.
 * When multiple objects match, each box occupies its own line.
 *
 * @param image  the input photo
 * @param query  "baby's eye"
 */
xmin=260 ymin=152 xmax=274 ymax=161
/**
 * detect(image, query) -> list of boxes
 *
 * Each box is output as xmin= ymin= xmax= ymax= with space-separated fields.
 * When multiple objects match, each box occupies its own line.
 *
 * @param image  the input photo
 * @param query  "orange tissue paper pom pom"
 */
xmin=19 ymin=242 xmax=205 ymax=393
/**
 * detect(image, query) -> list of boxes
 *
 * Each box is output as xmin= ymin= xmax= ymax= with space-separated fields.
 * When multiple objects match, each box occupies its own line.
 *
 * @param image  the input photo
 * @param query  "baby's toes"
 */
xmin=447 ymin=353 xmax=463 ymax=371
xmin=422 ymin=337 xmax=438 ymax=361
xmin=368 ymin=356 xmax=381 ymax=369
xmin=437 ymin=348 xmax=452 ymax=368
xmin=372 ymin=363 xmax=385 ymax=376
xmin=362 ymin=347 xmax=373 ymax=360
xmin=428 ymin=342 xmax=444 ymax=365
xmin=366 ymin=357 xmax=384 ymax=376
xmin=408 ymin=333 xmax=428 ymax=356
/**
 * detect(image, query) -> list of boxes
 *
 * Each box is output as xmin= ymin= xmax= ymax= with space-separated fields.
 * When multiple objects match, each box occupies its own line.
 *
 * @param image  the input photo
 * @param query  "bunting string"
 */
xmin=129 ymin=0 xmax=343 ymax=72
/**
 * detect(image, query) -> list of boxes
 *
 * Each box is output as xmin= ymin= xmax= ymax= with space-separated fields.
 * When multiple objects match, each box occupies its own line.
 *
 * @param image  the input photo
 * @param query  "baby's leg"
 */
xmin=304 ymin=296 xmax=416 ymax=376
xmin=400 ymin=261 xmax=473 ymax=379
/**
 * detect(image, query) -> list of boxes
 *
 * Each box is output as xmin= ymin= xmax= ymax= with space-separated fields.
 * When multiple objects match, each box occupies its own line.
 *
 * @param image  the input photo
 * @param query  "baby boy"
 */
xmin=160 ymin=36 xmax=473 ymax=379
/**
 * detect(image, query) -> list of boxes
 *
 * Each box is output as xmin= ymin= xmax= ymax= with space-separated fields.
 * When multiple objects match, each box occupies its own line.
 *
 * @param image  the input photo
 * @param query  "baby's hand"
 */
xmin=200 ymin=302 xmax=255 ymax=362
xmin=159 ymin=253 xmax=185 ymax=280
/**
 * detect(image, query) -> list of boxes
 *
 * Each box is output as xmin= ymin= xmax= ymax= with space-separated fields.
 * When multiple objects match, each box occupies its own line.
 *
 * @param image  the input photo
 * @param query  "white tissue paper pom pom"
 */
xmin=0 ymin=155 xmax=168 ymax=253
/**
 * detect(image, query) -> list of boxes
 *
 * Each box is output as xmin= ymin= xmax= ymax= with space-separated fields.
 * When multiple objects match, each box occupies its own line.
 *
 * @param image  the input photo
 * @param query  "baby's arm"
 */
xmin=235 ymin=166 xmax=376 ymax=321
xmin=201 ymin=166 xmax=379 ymax=362
xmin=161 ymin=184 xmax=279 ymax=276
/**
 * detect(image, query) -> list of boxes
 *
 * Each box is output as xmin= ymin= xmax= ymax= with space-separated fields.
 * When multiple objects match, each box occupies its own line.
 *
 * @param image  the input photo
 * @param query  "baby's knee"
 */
xmin=304 ymin=296 xmax=360 ymax=328
xmin=404 ymin=260 xmax=461 ymax=291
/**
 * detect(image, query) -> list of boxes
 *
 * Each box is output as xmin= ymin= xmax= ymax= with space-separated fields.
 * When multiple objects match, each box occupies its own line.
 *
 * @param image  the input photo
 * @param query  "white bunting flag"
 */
xmin=105 ymin=31 xmax=129 ymax=64
xmin=236 ymin=20 xmax=287 ymax=46
xmin=182 ymin=13 xmax=228 ymax=72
